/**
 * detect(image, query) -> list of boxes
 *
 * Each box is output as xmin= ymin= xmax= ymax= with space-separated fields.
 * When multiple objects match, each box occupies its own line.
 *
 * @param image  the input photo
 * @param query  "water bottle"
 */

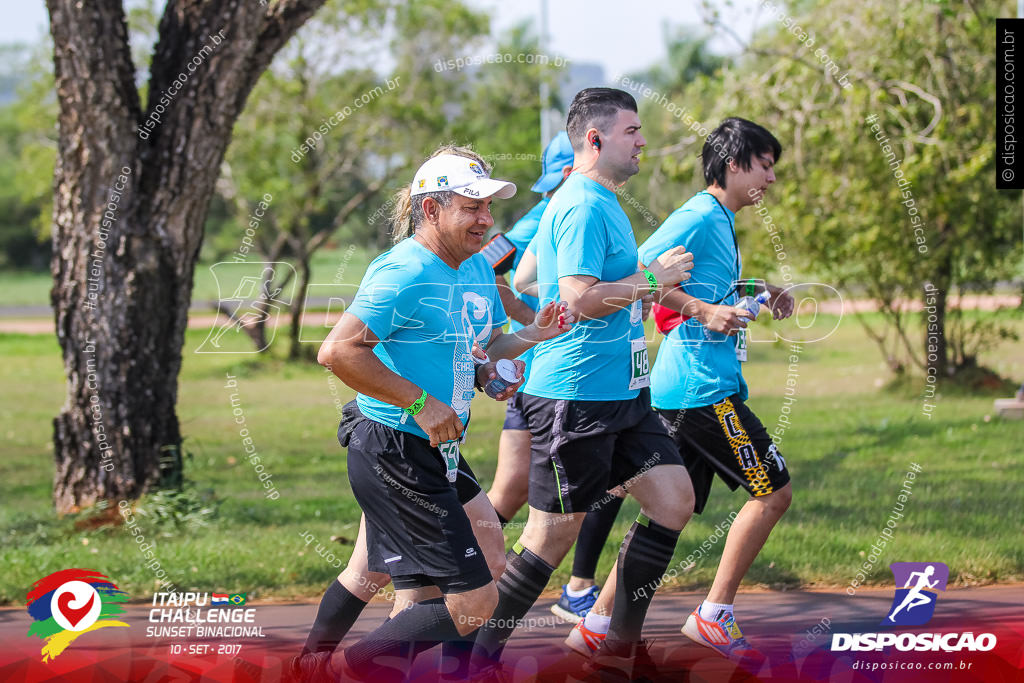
xmin=735 ymin=291 xmax=771 ymax=319
xmin=484 ymin=359 xmax=520 ymax=398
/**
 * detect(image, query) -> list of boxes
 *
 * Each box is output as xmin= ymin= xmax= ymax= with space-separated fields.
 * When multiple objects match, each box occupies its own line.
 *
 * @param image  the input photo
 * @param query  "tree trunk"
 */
xmin=925 ymin=222 xmax=954 ymax=380
xmin=47 ymin=0 xmax=326 ymax=513
xmin=289 ymin=255 xmax=312 ymax=361
xmin=924 ymin=283 xmax=949 ymax=381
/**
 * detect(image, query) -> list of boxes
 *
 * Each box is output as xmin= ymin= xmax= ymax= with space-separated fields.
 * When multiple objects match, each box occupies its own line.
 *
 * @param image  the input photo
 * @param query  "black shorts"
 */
xmin=338 ymin=406 xmax=490 ymax=593
xmin=519 ymin=389 xmax=684 ymax=514
xmin=502 ymin=392 xmax=530 ymax=431
xmin=338 ymin=401 xmax=482 ymax=505
xmin=657 ymin=394 xmax=790 ymax=514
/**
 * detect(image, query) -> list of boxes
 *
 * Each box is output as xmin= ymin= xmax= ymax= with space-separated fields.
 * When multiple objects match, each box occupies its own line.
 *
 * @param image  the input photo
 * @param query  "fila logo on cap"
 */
xmin=410 ymin=154 xmax=517 ymax=200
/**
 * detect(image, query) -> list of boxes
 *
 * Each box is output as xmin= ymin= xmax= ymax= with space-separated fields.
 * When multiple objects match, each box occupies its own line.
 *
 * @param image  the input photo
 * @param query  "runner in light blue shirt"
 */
xmin=639 ymin=117 xmax=797 ymax=661
xmin=312 ymin=148 xmax=574 ymax=682
xmin=349 ymin=236 xmax=507 ymax=440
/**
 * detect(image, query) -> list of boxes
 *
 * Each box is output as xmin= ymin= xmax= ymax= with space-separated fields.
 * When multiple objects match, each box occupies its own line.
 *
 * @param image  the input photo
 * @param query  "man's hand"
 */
xmin=532 ymin=300 xmax=576 ymax=341
xmin=766 ymin=284 xmax=795 ymax=320
xmin=697 ymin=301 xmax=754 ymax=336
xmin=647 ymin=246 xmax=694 ymax=287
xmin=640 ymin=293 xmax=654 ymax=321
xmin=413 ymin=395 xmax=465 ymax=446
xmin=475 ymin=359 xmax=527 ymax=401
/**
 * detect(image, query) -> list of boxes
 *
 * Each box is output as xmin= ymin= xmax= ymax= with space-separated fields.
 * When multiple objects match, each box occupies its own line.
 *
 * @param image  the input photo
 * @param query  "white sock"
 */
xmin=583 ymin=611 xmax=611 ymax=634
xmin=566 ymin=584 xmax=596 ymax=598
xmin=698 ymin=600 xmax=734 ymax=622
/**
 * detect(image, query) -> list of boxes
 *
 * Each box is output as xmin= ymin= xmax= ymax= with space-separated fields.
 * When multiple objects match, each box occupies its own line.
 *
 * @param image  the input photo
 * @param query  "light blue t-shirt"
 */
xmin=503 ymin=198 xmax=547 ymax=383
xmin=524 ymin=173 xmax=647 ymax=401
xmin=505 ymin=197 xmax=548 ymax=314
xmin=347 ymin=238 xmax=507 ymax=439
xmin=637 ymin=191 xmax=748 ymax=409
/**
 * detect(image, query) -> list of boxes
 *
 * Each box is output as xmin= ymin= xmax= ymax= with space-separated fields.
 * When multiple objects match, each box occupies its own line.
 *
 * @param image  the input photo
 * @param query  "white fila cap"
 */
xmin=411 ymin=154 xmax=517 ymax=199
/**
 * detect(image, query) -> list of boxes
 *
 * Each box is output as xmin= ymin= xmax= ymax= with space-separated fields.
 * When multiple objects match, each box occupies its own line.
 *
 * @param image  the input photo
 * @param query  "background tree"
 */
xmin=648 ymin=0 xmax=1021 ymax=381
xmin=45 ymin=0 xmax=353 ymax=514
xmin=212 ymin=0 xmax=491 ymax=357
xmin=0 ymin=44 xmax=57 ymax=270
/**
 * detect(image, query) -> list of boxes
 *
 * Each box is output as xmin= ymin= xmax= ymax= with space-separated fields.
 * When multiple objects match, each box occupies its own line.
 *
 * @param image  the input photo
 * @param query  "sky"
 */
xmin=5 ymin=0 xmax=767 ymax=80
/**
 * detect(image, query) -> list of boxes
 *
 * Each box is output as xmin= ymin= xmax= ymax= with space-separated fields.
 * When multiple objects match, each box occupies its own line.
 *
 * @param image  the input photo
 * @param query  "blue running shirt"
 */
xmin=503 ymin=198 xmax=547 ymax=383
xmin=524 ymin=173 xmax=647 ymax=401
xmin=347 ymin=238 xmax=507 ymax=438
xmin=637 ymin=192 xmax=748 ymax=409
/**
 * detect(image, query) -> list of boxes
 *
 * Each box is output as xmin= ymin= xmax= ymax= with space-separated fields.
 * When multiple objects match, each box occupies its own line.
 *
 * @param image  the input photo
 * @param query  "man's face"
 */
xmin=598 ymin=109 xmax=646 ymax=183
xmin=433 ymin=193 xmax=495 ymax=262
xmin=733 ymin=151 xmax=777 ymax=205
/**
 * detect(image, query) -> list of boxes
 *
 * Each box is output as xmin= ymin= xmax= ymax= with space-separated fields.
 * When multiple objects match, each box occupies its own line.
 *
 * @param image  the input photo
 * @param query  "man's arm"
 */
xmin=494 ymin=274 xmax=535 ymax=326
xmin=511 ymin=246 xmax=539 ymax=298
xmin=473 ymin=301 xmax=575 ymax=399
xmin=657 ymin=286 xmax=753 ymax=336
xmin=317 ymin=312 xmax=464 ymax=445
xmin=560 ymin=246 xmax=694 ymax=322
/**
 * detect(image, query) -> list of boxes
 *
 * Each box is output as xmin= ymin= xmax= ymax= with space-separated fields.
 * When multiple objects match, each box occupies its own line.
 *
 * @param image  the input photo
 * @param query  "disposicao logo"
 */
xmin=26 ymin=569 xmax=129 ymax=661
xmin=832 ymin=562 xmax=996 ymax=653
xmin=884 ymin=562 xmax=947 ymax=626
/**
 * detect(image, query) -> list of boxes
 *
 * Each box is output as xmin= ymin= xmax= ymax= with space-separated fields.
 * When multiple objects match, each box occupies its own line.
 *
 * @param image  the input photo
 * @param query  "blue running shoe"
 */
xmin=550 ymin=584 xmax=600 ymax=623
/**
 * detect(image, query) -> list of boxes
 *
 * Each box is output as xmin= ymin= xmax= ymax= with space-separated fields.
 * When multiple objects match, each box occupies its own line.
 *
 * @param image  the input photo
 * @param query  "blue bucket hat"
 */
xmin=531 ymin=131 xmax=575 ymax=193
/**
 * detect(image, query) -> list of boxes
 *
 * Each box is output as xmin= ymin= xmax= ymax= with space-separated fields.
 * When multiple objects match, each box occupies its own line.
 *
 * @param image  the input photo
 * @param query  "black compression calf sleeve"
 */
xmin=343 ymin=598 xmax=460 ymax=683
xmin=301 ymin=580 xmax=368 ymax=654
xmin=607 ymin=514 xmax=681 ymax=643
xmin=572 ymin=496 xmax=625 ymax=580
xmin=440 ymin=628 xmax=478 ymax=680
xmin=473 ymin=543 xmax=554 ymax=663
xmin=495 ymin=511 xmax=509 ymax=527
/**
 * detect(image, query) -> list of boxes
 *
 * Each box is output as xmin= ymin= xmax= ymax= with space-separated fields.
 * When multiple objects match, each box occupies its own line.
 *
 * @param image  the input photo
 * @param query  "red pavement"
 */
xmin=1 ymin=585 xmax=1022 ymax=682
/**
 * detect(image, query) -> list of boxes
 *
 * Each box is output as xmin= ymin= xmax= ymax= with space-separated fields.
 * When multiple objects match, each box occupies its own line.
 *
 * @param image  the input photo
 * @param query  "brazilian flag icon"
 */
xmin=229 ymin=593 xmax=247 ymax=606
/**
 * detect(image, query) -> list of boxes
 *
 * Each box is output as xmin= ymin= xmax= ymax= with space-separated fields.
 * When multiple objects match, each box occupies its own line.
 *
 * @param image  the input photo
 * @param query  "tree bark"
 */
xmin=47 ymin=0 xmax=327 ymax=513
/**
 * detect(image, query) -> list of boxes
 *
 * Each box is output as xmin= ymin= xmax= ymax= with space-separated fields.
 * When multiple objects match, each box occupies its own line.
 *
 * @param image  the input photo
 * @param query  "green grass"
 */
xmin=1 ymin=313 xmax=1022 ymax=605
xmin=0 ymin=245 xmax=377 ymax=310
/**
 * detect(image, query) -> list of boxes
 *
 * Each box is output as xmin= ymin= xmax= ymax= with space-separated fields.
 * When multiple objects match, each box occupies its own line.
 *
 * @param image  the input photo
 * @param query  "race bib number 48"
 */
xmin=629 ymin=338 xmax=651 ymax=390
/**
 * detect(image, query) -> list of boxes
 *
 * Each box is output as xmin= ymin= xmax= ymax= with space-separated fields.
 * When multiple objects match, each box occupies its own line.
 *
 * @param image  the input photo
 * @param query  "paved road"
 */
xmin=2 ymin=585 xmax=1021 ymax=681
xmin=3 ymin=294 xmax=1020 ymax=334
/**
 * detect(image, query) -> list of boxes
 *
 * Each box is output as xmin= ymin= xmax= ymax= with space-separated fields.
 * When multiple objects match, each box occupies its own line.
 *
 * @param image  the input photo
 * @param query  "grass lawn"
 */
xmin=1 ymin=312 xmax=1022 ymax=605
xmin=0 ymin=245 xmax=378 ymax=310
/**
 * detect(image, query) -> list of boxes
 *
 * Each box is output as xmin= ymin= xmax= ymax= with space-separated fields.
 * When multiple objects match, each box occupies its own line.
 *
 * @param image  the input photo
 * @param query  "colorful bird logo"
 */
xmin=26 ymin=569 xmax=129 ymax=662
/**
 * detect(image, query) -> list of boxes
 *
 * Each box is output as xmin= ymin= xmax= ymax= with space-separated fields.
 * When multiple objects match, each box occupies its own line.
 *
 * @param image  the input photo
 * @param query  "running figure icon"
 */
xmin=887 ymin=565 xmax=939 ymax=622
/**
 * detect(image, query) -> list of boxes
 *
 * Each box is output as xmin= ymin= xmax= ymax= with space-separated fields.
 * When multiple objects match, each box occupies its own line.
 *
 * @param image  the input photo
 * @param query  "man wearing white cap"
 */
xmin=309 ymin=145 xmax=574 ymax=682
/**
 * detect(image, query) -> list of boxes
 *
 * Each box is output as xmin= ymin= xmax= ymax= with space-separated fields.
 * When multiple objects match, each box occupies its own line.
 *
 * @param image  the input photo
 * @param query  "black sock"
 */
xmin=343 ymin=598 xmax=459 ymax=683
xmin=572 ymin=496 xmax=625 ymax=580
xmin=440 ymin=628 xmax=478 ymax=679
xmin=607 ymin=514 xmax=681 ymax=643
xmin=495 ymin=511 xmax=509 ymax=527
xmin=301 ymin=581 xmax=367 ymax=654
xmin=473 ymin=543 xmax=554 ymax=664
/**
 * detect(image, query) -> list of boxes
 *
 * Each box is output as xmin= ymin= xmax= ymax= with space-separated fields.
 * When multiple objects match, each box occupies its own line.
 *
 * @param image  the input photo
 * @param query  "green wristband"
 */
xmin=642 ymin=269 xmax=658 ymax=294
xmin=403 ymin=389 xmax=427 ymax=416
xmin=745 ymin=279 xmax=756 ymax=296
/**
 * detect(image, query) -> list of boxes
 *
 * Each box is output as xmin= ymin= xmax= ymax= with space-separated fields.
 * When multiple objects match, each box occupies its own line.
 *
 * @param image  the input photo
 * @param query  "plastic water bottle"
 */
xmin=484 ymin=359 xmax=520 ymax=398
xmin=735 ymin=291 xmax=771 ymax=319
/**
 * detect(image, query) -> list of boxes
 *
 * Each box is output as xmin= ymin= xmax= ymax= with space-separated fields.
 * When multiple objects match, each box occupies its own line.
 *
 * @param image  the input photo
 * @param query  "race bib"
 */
xmin=629 ymin=337 xmax=651 ymax=390
xmin=438 ymin=440 xmax=460 ymax=483
xmin=735 ymin=329 xmax=748 ymax=362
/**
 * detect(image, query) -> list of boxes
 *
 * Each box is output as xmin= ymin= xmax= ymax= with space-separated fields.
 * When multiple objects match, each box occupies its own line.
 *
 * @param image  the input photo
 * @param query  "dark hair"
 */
xmin=566 ymin=88 xmax=638 ymax=152
xmin=702 ymin=117 xmax=782 ymax=189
